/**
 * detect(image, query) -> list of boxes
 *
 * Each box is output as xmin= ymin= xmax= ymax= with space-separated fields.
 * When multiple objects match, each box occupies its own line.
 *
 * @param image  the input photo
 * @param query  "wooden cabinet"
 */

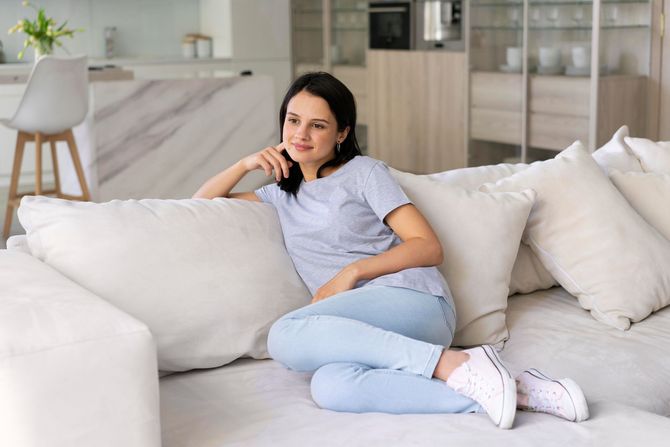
xmin=367 ymin=50 xmax=467 ymax=174
xmin=470 ymin=72 xmax=647 ymax=154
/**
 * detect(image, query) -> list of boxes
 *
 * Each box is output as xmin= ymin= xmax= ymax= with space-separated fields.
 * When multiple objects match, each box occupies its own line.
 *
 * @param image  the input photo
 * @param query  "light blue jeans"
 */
xmin=267 ymin=285 xmax=481 ymax=414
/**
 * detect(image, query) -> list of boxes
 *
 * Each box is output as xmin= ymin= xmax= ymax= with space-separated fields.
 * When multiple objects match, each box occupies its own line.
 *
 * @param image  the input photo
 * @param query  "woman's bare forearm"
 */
xmin=347 ymin=237 xmax=443 ymax=282
xmin=192 ymin=161 xmax=249 ymax=199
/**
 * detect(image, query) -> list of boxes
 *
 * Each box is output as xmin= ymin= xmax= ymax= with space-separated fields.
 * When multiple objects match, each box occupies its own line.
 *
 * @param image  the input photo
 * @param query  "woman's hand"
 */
xmin=240 ymin=142 xmax=293 ymax=182
xmin=311 ymin=265 xmax=360 ymax=304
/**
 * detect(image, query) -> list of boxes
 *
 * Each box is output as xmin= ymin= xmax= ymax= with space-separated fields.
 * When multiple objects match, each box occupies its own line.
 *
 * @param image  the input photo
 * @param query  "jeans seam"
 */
xmin=436 ymin=296 xmax=455 ymax=337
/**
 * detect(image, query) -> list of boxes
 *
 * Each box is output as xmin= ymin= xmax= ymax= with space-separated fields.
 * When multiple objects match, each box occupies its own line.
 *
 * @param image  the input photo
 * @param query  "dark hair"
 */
xmin=277 ymin=72 xmax=362 ymax=195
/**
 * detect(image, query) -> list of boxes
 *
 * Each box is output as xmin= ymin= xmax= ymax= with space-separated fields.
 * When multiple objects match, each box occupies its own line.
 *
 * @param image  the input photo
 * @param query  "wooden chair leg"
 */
xmin=35 ymin=132 xmax=43 ymax=195
xmin=64 ymin=129 xmax=91 ymax=201
xmin=50 ymin=140 xmax=62 ymax=198
xmin=3 ymin=132 xmax=27 ymax=240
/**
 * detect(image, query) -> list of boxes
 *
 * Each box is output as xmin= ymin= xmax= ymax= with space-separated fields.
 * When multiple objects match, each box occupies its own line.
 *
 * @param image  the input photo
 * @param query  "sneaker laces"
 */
xmin=461 ymin=366 xmax=497 ymax=406
xmin=527 ymin=386 xmax=566 ymax=414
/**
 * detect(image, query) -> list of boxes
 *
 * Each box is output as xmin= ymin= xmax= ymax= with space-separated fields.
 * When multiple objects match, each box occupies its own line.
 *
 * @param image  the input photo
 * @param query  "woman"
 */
xmin=193 ymin=72 xmax=589 ymax=429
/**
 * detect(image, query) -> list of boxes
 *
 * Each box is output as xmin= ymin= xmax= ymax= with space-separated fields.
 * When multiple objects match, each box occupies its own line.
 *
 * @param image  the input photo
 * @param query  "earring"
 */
xmin=336 ymin=142 xmax=341 ymax=153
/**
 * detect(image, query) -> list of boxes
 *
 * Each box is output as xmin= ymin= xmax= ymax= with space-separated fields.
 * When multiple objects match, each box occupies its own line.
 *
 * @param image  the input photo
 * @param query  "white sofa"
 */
xmin=2 ymin=128 xmax=670 ymax=446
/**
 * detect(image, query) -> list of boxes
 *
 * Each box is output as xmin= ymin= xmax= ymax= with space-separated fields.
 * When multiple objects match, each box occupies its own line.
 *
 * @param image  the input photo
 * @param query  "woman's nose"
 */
xmin=294 ymin=123 xmax=309 ymax=139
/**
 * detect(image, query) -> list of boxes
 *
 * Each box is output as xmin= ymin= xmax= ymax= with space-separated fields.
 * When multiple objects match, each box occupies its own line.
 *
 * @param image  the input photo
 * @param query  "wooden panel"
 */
xmin=332 ymin=65 xmax=367 ymax=125
xmin=661 ymin=0 xmax=670 ymax=140
xmin=470 ymin=72 xmax=522 ymax=110
xmin=367 ymin=50 xmax=466 ymax=173
xmin=530 ymin=75 xmax=590 ymax=117
xmin=470 ymin=109 xmax=522 ymax=145
xmin=528 ymin=113 xmax=589 ymax=151
xmin=597 ymin=75 xmax=647 ymax=146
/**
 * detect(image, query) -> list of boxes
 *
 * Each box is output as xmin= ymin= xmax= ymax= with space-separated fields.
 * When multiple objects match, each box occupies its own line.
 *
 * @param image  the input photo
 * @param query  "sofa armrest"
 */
xmin=0 ymin=250 xmax=161 ymax=447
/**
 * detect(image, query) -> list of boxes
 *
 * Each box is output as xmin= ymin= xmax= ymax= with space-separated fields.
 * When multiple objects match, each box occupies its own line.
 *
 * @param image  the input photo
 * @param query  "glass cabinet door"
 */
xmin=468 ymin=0 xmax=526 ymax=166
xmin=292 ymin=0 xmax=325 ymax=75
xmin=331 ymin=0 xmax=368 ymax=67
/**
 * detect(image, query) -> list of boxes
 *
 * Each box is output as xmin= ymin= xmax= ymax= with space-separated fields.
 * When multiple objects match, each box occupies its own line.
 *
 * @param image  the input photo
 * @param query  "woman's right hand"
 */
xmin=240 ymin=142 xmax=294 ymax=182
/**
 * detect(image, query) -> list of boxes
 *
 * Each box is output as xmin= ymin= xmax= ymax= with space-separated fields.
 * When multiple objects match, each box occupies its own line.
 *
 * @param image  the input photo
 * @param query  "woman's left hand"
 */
xmin=311 ymin=265 xmax=360 ymax=304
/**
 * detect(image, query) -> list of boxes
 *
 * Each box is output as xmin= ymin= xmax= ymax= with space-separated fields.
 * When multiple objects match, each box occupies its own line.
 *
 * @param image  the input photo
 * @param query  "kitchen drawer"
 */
xmin=471 ymin=72 xmax=522 ymax=111
xmin=530 ymin=75 xmax=590 ymax=117
xmin=528 ymin=113 xmax=589 ymax=150
xmin=471 ymin=108 xmax=522 ymax=145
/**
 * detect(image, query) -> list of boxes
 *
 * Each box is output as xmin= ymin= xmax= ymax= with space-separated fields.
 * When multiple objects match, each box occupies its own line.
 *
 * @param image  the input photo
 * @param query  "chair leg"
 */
xmin=50 ymin=140 xmax=62 ymax=198
xmin=64 ymin=129 xmax=91 ymax=201
xmin=3 ymin=132 xmax=27 ymax=240
xmin=35 ymin=132 xmax=43 ymax=195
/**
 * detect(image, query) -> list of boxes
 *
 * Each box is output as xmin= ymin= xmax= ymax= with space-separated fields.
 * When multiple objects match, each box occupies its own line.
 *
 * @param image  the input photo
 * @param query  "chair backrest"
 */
xmin=10 ymin=55 xmax=89 ymax=135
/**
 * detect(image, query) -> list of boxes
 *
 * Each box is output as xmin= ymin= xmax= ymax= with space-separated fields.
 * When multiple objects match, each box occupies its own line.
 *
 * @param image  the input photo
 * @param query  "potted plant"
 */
xmin=7 ymin=1 xmax=82 ymax=60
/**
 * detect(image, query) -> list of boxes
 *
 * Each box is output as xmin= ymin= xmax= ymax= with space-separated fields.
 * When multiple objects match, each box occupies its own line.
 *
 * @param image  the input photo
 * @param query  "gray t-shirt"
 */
xmin=254 ymin=155 xmax=451 ymax=299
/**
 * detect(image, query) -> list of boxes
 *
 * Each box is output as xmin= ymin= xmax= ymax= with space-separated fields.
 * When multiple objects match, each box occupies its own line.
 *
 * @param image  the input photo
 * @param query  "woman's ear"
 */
xmin=338 ymin=126 xmax=351 ymax=143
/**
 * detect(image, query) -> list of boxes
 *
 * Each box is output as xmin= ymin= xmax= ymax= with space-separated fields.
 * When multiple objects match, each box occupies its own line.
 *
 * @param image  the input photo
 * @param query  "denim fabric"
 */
xmin=267 ymin=285 xmax=481 ymax=414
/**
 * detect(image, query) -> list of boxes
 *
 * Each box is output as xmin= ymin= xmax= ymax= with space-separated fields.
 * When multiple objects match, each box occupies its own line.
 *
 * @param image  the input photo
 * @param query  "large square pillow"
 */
xmin=624 ymin=136 xmax=670 ymax=174
xmin=427 ymin=163 xmax=557 ymax=296
xmin=391 ymin=169 xmax=535 ymax=347
xmin=609 ymin=170 xmax=670 ymax=241
xmin=481 ymin=141 xmax=670 ymax=330
xmin=18 ymin=196 xmax=311 ymax=372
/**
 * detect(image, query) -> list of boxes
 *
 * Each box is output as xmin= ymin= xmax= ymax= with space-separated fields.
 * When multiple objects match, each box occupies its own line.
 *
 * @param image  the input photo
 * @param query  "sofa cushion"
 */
xmin=18 ymin=196 xmax=311 ymax=372
xmin=591 ymin=125 xmax=643 ymax=174
xmin=391 ymin=169 xmax=535 ymax=347
xmin=624 ymin=136 xmax=670 ymax=173
xmin=609 ymin=170 xmax=670 ymax=241
xmin=427 ymin=163 xmax=557 ymax=296
xmin=502 ymin=287 xmax=670 ymax=417
xmin=482 ymin=141 xmax=670 ymax=330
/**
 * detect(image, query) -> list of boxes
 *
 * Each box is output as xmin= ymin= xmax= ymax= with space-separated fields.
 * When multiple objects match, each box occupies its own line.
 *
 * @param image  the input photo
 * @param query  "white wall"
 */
xmin=0 ymin=0 xmax=200 ymax=62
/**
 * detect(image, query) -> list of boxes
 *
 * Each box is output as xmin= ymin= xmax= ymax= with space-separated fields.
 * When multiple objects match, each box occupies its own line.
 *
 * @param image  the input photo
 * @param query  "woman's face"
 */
xmin=283 ymin=90 xmax=348 ymax=166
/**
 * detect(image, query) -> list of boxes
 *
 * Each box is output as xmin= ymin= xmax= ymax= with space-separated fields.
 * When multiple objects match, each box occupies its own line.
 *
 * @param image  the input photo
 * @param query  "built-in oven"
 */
xmin=368 ymin=1 xmax=413 ymax=50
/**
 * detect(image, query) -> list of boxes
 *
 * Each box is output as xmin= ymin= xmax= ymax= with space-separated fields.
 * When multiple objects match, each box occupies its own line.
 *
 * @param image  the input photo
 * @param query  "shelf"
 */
xmin=472 ymin=24 xmax=649 ymax=30
xmin=472 ymin=0 xmax=650 ymax=6
xmin=294 ymin=26 xmax=324 ymax=31
xmin=332 ymin=27 xmax=367 ymax=31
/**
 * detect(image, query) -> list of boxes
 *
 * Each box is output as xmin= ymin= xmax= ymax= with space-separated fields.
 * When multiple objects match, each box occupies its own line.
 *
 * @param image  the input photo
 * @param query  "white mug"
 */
xmin=539 ymin=47 xmax=561 ymax=68
xmin=572 ymin=46 xmax=591 ymax=68
xmin=506 ymin=47 xmax=522 ymax=69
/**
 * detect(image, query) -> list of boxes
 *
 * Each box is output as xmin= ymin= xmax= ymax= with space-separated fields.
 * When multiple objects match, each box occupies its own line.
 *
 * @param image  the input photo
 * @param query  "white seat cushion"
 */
xmin=624 ymin=136 xmax=670 ymax=173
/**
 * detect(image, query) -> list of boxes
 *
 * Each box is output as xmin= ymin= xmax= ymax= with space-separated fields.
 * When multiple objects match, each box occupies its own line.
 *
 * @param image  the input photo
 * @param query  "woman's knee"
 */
xmin=267 ymin=312 xmax=314 ymax=370
xmin=310 ymin=362 xmax=365 ymax=412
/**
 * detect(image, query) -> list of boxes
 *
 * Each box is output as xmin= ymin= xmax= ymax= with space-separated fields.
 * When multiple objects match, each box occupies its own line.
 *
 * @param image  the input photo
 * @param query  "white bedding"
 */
xmin=160 ymin=287 xmax=670 ymax=446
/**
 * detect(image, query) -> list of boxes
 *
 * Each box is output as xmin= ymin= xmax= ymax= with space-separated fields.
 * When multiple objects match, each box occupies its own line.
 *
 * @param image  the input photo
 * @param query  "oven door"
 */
xmin=369 ymin=2 xmax=413 ymax=50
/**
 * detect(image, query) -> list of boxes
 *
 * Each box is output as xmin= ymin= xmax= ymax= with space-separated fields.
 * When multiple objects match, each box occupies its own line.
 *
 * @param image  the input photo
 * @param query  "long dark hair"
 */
xmin=277 ymin=72 xmax=362 ymax=195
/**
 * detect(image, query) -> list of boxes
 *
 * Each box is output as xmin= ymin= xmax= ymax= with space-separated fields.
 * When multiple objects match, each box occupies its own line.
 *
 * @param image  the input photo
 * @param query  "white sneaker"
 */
xmin=446 ymin=345 xmax=516 ymax=429
xmin=516 ymin=368 xmax=589 ymax=422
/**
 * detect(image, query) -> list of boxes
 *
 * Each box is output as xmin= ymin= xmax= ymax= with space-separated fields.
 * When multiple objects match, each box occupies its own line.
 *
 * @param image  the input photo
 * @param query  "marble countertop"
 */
xmin=0 ymin=67 xmax=135 ymax=85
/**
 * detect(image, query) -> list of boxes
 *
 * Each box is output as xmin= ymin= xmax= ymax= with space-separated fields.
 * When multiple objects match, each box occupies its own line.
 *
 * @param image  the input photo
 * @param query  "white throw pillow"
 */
xmin=428 ymin=163 xmax=557 ymax=296
xmin=610 ymin=170 xmax=670 ymax=241
xmin=624 ymin=136 xmax=670 ymax=174
xmin=391 ymin=169 xmax=536 ymax=347
xmin=18 ymin=196 xmax=311 ymax=372
xmin=592 ymin=125 xmax=643 ymax=174
xmin=482 ymin=142 xmax=670 ymax=330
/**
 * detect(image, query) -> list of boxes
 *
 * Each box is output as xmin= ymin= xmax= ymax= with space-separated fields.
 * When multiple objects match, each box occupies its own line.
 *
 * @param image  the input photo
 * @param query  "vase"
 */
xmin=33 ymin=42 xmax=53 ymax=63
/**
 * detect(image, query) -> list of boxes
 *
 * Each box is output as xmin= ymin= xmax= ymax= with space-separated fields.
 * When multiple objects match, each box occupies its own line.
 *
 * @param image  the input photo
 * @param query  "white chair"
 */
xmin=1 ymin=55 xmax=91 ymax=239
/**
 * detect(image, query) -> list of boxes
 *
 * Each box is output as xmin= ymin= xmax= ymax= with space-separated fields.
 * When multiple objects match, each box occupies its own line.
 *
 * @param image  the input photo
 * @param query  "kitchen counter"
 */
xmin=0 ymin=66 xmax=134 ymax=85
xmin=57 ymin=75 xmax=275 ymax=200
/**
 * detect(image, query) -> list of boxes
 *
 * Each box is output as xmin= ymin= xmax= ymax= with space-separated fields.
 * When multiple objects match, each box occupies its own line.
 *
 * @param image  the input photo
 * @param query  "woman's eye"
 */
xmin=287 ymin=118 xmax=298 ymax=124
xmin=313 ymin=123 xmax=325 ymax=129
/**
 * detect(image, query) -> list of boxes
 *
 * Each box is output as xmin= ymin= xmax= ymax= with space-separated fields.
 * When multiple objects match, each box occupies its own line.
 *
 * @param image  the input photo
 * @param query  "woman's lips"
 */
xmin=293 ymin=143 xmax=313 ymax=151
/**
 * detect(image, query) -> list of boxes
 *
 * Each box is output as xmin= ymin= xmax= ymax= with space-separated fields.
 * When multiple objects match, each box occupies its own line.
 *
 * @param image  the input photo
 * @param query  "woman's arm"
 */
xmin=311 ymin=203 xmax=443 ymax=302
xmin=192 ymin=143 xmax=292 ymax=200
